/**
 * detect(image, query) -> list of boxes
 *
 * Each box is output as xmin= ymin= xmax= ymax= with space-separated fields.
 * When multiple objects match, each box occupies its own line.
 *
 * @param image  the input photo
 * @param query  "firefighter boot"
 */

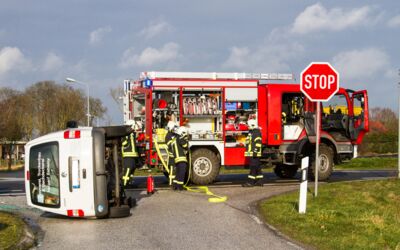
xmin=242 ymin=179 xmax=255 ymax=187
xmin=254 ymin=179 xmax=264 ymax=187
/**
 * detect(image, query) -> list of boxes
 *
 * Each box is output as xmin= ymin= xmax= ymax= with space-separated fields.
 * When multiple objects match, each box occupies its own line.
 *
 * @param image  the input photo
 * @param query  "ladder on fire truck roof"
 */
xmin=140 ymin=71 xmax=294 ymax=81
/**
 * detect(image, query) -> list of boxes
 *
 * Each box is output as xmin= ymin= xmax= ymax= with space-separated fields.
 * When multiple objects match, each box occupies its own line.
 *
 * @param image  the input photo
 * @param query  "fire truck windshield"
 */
xmin=29 ymin=142 xmax=60 ymax=208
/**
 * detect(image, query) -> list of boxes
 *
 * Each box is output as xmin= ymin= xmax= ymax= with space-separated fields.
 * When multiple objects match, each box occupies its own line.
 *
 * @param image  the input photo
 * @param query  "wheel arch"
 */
xmin=189 ymin=142 xmax=223 ymax=164
xmin=297 ymin=136 xmax=338 ymax=162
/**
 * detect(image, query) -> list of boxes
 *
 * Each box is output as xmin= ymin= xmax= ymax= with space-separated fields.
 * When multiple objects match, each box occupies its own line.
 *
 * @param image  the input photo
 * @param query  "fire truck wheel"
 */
xmin=108 ymin=205 xmax=131 ymax=218
xmin=273 ymin=164 xmax=298 ymax=179
xmin=190 ymin=148 xmax=220 ymax=185
xmin=308 ymin=144 xmax=334 ymax=181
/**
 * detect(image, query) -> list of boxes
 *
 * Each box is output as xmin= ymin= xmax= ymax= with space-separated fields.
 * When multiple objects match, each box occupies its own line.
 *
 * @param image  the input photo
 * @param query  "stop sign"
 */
xmin=300 ymin=62 xmax=339 ymax=102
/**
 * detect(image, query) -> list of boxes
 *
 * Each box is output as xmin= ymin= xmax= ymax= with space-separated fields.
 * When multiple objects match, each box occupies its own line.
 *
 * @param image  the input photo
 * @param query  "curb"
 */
xmin=248 ymin=192 xmax=308 ymax=250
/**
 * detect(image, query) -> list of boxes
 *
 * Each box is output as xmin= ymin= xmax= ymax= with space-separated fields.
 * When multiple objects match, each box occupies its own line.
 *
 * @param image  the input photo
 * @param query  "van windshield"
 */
xmin=29 ymin=142 xmax=60 ymax=208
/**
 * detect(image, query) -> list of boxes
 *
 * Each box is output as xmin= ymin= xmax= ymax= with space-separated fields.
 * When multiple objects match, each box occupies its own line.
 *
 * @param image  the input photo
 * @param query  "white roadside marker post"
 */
xmin=299 ymin=156 xmax=309 ymax=214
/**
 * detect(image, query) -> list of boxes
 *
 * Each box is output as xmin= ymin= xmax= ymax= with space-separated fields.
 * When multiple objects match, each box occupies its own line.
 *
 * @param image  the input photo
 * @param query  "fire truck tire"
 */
xmin=274 ymin=164 xmax=298 ymax=179
xmin=308 ymin=144 xmax=334 ymax=181
xmin=190 ymin=148 xmax=220 ymax=185
xmin=108 ymin=205 xmax=131 ymax=218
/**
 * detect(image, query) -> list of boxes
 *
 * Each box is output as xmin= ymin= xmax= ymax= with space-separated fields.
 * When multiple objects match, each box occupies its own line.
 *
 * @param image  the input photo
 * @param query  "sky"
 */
xmin=0 ymin=0 xmax=399 ymax=124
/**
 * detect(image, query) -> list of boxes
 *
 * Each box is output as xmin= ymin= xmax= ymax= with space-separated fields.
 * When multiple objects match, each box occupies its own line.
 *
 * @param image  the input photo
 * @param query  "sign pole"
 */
xmin=315 ymin=101 xmax=320 ymax=197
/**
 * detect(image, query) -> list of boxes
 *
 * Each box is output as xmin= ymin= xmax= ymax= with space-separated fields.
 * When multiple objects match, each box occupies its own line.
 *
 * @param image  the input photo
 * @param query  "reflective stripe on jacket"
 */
xmin=171 ymin=134 xmax=188 ymax=164
xmin=122 ymin=133 xmax=138 ymax=157
xmin=244 ymin=128 xmax=262 ymax=157
xmin=165 ymin=131 xmax=176 ymax=166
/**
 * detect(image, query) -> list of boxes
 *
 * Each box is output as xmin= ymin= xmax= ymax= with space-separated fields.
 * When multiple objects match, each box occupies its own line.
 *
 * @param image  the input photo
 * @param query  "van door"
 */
xmin=350 ymin=90 xmax=369 ymax=143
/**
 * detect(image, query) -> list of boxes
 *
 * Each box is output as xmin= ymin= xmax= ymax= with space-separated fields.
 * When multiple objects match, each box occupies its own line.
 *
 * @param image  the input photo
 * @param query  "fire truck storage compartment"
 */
xmin=182 ymin=88 xmax=223 ymax=140
xmin=224 ymin=87 xmax=258 ymax=166
xmin=152 ymin=89 xmax=180 ymax=129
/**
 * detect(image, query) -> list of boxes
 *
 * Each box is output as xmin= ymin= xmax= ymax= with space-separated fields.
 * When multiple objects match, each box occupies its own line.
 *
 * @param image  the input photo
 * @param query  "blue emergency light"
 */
xmin=143 ymin=78 xmax=152 ymax=88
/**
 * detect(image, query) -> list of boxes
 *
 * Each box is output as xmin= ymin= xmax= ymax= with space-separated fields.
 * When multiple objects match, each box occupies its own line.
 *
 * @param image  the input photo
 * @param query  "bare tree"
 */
xmin=0 ymin=88 xmax=25 ymax=170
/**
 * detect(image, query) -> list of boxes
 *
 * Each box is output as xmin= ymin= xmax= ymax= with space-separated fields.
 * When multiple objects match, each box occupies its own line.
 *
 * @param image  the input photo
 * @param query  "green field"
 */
xmin=260 ymin=179 xmax=400 ymax=249
xmin=336 ymin=157 xmax=397 ymax=170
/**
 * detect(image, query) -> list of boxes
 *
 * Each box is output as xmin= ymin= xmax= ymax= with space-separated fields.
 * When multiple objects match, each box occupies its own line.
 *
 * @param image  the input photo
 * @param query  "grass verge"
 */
xmin=0 ymin=212 xmax=25 ymax=249
xmin=260 ymin=179 xmax=400 ymax=249
xmin=0 ymin=164 xmax=24 ymax=172
xmin=336 ymin=157 xmax=397 ymax=170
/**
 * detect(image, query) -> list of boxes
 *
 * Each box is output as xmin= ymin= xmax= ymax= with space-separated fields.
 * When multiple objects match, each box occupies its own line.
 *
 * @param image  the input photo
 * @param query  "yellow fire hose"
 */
xmin=153 ymin=139 xmax=227 ymax=203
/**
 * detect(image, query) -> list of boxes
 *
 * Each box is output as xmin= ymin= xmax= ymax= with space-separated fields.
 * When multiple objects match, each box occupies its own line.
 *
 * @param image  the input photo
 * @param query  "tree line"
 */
xmin=359 ymin=107 xmax=398 ymax=155
xmin=0 ymin=81 xmax=106 ymax=169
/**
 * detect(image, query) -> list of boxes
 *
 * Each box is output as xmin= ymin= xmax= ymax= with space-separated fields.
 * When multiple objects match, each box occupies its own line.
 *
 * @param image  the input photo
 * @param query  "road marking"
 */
xmin=0 ymin=178 xmax=24 ymax=181
xmin=0 ymin=192 xmax=25 ymax=196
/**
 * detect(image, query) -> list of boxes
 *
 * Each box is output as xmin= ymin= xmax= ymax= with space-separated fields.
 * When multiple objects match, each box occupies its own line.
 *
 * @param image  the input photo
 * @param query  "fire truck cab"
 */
xmin=123 ymin=71 xmax=369 ymax=184
xmin=25 ymin=125 xmax=134 ymax=218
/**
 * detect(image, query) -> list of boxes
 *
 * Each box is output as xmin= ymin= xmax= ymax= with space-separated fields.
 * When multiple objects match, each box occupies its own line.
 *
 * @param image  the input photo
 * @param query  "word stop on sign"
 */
xmin=304 ymin=75 xmax=336 ymax=89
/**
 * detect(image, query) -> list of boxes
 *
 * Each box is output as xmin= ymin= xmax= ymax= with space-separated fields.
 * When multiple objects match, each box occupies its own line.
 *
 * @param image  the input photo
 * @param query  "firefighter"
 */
xmin=122 ymin=121 xmax=141 ymax=187
xmin=171 ymin=126 xmax=189 ymax=191
xmin=166 ymin=121 xmax=178 ymax=181
xmin=242 ymin=119 xmax=263 ymax=187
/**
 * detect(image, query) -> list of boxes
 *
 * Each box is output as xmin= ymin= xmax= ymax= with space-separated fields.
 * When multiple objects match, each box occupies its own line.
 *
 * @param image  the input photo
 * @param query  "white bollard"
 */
xmin=299 ymin=157 xmax=309 ymax=214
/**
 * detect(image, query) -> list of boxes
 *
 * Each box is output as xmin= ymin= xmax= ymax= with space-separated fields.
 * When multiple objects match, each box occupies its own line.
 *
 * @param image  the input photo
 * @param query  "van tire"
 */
xmin=308 ymin=144 xmax=334 ymax=181
xmin=108 ymin=205 xmax=131 ymax=218
xmin=190 ymin=148 xmax=220 ymax=185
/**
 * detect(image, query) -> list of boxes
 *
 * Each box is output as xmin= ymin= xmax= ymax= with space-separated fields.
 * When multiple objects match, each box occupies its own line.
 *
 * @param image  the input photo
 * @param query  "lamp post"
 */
xmin=66 ymin=77 xmax=91 ymax=126
xmin=398 ymin=69 xmax=400 ymax=178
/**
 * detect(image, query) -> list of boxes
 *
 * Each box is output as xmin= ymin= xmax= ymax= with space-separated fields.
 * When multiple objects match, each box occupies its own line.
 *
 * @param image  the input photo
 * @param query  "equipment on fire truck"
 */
xmin=183 ymin=96 xmax=219 ymax=115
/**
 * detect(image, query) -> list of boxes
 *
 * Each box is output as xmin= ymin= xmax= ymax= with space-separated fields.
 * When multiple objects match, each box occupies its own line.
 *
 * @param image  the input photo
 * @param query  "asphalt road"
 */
xmin=0 ymin=169 xmax=24 ymax=196
xmin=0 ymin=169 xmax=398 ymax=249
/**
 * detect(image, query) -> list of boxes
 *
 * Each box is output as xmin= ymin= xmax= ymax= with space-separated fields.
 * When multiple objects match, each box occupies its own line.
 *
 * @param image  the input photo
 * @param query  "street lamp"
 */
xmin=66 ymin=77 xmax=91 ymax=126
xmin=398 ymin=69 xmax=400 ymax=178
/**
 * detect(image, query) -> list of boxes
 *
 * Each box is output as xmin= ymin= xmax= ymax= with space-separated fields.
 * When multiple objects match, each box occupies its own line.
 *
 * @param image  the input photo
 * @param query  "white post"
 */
xmin=315 ymin=101 xmax=320 ymax=197
xmin=299 ymin=157 xmax=309 ymax=214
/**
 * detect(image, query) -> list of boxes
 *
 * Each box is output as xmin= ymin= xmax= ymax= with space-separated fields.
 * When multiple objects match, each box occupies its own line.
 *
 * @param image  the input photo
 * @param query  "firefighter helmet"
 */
xmin=177 ymin=126 xmax=188 ymax=137
xmin=247 ymin=119 xmax=258 ymax=129
xmin=167 ymin=121 xmax=178 ymax=132
xmin=133 ymin=121 xmax=142 ymax=131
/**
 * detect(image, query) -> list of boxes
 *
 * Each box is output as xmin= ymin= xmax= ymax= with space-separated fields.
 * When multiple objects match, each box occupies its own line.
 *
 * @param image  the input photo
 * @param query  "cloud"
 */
xmin=291 ymin=3 xmax=376 ymax=34
xmin=119 ymin=42 xmax=181 ymax=68
xmin=332 ymin=48 xmax=390 ymax=80
xmin=0 ymin=47 xmax=32 ymax=76
xmin=89 ymin=26 xmax=112 ymax=45
xmin=387 ymin=15 xmax=400 ymax=28
xmin=42 ymin=52 xmax=64 ymax=72
xmin=222 ymin=42 xmax=304 ymax=73
xmin=139 ymin=19 xmax=172 ymax=39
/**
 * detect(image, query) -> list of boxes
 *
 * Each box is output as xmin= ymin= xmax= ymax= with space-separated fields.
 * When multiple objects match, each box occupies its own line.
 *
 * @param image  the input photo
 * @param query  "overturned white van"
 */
xmin=25 ymin=126 xmax=134 ymax=218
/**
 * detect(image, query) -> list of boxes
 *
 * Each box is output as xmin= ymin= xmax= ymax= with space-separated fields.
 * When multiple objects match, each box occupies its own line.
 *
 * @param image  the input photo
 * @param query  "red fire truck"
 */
xmin=123 ymin=71 xmax=368 ymax=185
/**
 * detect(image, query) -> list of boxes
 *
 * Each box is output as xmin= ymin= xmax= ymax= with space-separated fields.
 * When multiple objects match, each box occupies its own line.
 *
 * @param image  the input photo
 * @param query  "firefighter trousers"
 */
xmin=173 ymin=162 xmax=187 ymax=189
xmin=247 ymin=157 xmax=263 ymax=183
xmin=122 ymin=157 xmax=137 ymax=186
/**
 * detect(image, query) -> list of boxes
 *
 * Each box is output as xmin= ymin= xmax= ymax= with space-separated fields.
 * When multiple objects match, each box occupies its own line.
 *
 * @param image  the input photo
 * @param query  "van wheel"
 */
xmin=108 ymin=205 xmax=131 ymax=218
xmin=190 ymin=148 xmax=220 ymax=185
xmin=308 ymin=144 xmax=334 ymax=181
xmin=274 ymin=164 xmax=298 ymax=179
